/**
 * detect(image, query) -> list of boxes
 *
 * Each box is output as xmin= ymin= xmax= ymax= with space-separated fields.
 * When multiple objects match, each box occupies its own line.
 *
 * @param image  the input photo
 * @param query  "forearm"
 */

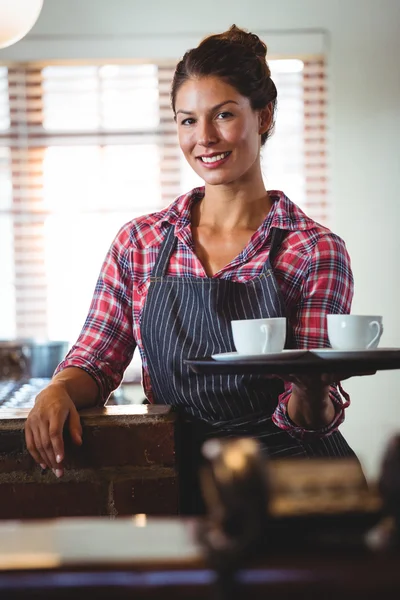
xmin=283 ymin=233 xmax=353 ymax=430
xmin=50 ymin=367 xmax=100 ymax=409
xmin=287 ymin=383 xmax=335 ymax=429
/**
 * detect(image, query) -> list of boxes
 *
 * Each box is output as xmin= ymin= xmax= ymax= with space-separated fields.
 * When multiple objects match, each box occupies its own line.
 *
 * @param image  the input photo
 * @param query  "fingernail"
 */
xmin=40 ymin=463 xmax=47 ymax=470
xmin=55 ymin=469 xmax=62 ymax=478
xmin=56 ymin=454 xmax=62 ymax=464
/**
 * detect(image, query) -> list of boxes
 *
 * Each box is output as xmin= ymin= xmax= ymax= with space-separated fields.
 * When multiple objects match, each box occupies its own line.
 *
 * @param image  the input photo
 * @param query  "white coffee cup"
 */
xmin=327 ymin=314 xmax=383 ymax=350
xmin=231 ymin=317 xmax=286 ymax=355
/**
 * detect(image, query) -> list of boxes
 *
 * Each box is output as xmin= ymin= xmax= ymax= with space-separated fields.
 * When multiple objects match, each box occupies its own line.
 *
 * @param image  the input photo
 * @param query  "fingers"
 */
xmin=25 ymin=424 xmax=48 ymax=469
xmin=32 ymin=423 xmax=52 ymax=469
xmin=286 ymin=373 xmax=328 ymax=389
xmin=24 ymin=394 xmax=75 ymax=476
xmin=68 ymin=405 xmax=83 ymax=447
xmin=278 ymin=369 xmax=377 ymax=388
xmin=47 ymin=420 xmax=66 ymax=473
xmin=320 ymin=373 xmax=340 ymax=386
xmin=25 ymin=418 xmax=65 ymax=476
xmin=38 ymin=421 xmax=60 ymax=470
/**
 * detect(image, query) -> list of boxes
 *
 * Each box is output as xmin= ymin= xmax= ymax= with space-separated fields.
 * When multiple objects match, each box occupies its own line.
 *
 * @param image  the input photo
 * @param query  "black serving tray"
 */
xmin=185 ymin=348 xmax=400 ymax=376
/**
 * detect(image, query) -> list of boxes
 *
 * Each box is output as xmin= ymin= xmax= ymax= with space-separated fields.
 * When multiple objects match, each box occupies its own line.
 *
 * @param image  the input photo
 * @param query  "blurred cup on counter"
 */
xmin=327 ymin=314 xmax=383 ymax=350
xmin=231 ymin=317 xmax=286 ymax=355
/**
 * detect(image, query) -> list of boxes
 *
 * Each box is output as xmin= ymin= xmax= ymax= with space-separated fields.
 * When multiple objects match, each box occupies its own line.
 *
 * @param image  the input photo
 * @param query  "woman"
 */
xmin=25 ymin=26 xmax=364 ymax=510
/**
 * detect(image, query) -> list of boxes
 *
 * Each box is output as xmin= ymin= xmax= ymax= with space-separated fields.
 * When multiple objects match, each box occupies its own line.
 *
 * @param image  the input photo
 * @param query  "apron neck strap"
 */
xmin=151 ymin=225 xmax=177 ymax=277
xmin=265 ymin=227 xmax=286 ymax=268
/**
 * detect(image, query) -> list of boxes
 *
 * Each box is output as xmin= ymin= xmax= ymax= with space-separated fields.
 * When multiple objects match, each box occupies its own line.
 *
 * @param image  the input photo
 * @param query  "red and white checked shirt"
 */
xmin=56 ymin=188 xmax=354 ymax=439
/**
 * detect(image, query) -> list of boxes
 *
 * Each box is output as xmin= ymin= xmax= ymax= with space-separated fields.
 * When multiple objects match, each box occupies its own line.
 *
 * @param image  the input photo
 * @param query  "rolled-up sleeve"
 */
xmin=272 ymin=232 xmax=354 ymax=438
xmin=55 ymin=224 xmax=136 ymax=404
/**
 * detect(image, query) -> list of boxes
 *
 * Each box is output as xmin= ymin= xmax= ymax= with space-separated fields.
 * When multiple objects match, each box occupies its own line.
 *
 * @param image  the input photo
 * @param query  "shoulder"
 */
xmin=285 ymin=226 xmax=352 ymax=285
xmin=114 ymin=212 xmax=166 ymax=252
xmin=270 ymin=191 xmax=350 ymax=263
xmin=287 ymin=226 xmax=350 ymax=264
xmin=110 ymin=187 xmax=204 ymax=253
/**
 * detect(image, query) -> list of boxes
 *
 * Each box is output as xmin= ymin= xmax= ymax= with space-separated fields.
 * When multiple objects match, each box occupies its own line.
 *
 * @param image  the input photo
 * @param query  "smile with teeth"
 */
xmin=200 ymin=151 xmax=231 ymax=163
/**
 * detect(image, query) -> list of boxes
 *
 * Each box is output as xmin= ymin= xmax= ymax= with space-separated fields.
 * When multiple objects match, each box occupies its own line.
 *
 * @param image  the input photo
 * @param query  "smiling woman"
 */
xmin=17 ymin=24 xmax=359 ymax=515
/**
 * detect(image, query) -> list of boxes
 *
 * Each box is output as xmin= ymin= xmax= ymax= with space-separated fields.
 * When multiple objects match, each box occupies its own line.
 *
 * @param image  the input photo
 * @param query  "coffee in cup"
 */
xmin=327 ymin=314 xmax=383 ymax=350
xmin=231 ymin=317 xmax=286 ymax=355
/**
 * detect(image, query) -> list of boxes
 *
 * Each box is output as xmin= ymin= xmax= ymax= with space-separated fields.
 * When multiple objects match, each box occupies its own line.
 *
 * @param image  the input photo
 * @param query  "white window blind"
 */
xmin=0 ymin=59 xmax=328 ymax=343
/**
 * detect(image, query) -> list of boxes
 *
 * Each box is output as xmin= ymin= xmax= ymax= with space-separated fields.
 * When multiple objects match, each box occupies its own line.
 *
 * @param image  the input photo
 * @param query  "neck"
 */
xmin=193 ymin=177 xmax=272 ymax=232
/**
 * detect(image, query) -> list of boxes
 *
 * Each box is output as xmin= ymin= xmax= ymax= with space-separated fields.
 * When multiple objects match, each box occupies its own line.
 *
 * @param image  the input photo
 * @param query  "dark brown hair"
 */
xmin=171 ymin=25 xmax=277 ymax=145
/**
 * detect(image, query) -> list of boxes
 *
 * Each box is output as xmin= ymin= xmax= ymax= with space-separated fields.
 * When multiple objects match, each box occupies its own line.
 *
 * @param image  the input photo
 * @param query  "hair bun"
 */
xmin=172 ymin=25 xmax=276 ymax=146
xmin=223 ymin=24 xmax=267 ymax=60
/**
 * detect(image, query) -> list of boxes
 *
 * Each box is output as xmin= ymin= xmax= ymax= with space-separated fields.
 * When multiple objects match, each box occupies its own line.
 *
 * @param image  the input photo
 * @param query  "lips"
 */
xmin=198 ymin=151 xmax=231 ymax=163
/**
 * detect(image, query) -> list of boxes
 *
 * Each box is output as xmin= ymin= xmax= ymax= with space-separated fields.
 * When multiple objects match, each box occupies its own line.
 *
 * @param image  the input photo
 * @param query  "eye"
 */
xmin=180 ymin=117 xmax=195 ymax=126
xmin=216 ymin=111 xmax=233 ymax=120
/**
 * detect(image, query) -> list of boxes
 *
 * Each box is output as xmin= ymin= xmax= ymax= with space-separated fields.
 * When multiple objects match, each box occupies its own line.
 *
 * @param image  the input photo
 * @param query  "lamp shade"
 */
xmin=0 ymin=0 xmax=44 ymax=49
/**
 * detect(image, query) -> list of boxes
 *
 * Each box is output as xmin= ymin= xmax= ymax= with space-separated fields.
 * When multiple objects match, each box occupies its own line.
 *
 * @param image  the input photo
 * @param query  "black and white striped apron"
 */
xmin=140 ymin=224 xmax=355 ymax=467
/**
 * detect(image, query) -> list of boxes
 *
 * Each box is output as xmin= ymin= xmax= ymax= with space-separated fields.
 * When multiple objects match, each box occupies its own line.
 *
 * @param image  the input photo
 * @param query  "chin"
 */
xmin=194 ymin=168 xmax=238 ymax=186
xmin=205 ymin=174 xmax=244 ymax=187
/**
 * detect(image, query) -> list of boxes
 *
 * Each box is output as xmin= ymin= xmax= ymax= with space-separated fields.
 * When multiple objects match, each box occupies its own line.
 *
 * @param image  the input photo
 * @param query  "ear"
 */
xmin=258 ymin=103 xmax=273 ymax=135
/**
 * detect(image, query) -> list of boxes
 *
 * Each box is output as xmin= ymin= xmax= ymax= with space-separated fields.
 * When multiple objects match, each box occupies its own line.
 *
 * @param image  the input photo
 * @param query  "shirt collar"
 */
xmin=155 ymin=187 xmax=317 ymax=233
xmin=156 ymin=187 xmax=203 ymax=232
xmin=267 ymin=190 xmax=318 ymax=231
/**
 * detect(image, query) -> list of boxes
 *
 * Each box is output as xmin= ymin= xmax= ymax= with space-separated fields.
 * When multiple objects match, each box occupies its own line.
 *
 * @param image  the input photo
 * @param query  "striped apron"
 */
xmin=140 ymin=224 xmax=355 ymax=510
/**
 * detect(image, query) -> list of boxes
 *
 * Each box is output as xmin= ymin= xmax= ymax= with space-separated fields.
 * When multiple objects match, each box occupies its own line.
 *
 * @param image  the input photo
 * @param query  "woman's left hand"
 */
xmin=281 ymin=370 xmax=376 ymax=429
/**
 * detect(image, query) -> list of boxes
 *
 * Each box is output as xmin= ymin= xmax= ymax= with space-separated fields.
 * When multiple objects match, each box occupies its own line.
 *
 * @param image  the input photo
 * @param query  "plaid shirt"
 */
xmin=57 ymin=188 xmax=353 ymax=439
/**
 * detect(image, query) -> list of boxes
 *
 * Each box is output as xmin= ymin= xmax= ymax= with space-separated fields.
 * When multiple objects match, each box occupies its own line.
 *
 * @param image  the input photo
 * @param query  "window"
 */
xmin=0 ymin=59 xmax=327 ymax=350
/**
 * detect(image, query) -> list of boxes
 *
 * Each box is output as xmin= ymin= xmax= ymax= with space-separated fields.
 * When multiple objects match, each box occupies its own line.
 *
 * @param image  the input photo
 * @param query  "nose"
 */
xmin=197 ymin=119 xmax=218 ymax=147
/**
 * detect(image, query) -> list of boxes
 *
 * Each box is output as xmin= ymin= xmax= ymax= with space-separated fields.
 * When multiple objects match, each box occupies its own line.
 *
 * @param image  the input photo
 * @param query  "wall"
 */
xmin=0 ymin=405 xmax=178 ymax=519
xmin=1 ymin=0 xmax=400 ymax=479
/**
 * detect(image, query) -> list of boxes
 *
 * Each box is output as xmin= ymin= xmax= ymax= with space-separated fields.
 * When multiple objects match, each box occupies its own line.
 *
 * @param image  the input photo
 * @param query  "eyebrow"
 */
xmin=175 ymin=100 xmax=239 ymax=116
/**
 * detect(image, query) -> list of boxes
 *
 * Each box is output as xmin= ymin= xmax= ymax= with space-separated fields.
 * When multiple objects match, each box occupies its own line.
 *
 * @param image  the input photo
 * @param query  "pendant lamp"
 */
xmin=0 ymin=0 xmax=44 ymax=49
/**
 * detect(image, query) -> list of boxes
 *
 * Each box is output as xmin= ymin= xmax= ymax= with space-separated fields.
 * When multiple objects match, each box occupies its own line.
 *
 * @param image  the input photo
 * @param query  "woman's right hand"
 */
xmin=25 ymin=381 xmax=83 ymax=477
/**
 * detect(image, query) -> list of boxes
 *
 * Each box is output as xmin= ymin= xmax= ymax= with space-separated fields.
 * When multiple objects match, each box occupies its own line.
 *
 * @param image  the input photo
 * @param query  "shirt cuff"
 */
xmin=272 ymin=383 xmax=350 ymax=440
xmin=54 ymin=352 xmax=116 ymax=405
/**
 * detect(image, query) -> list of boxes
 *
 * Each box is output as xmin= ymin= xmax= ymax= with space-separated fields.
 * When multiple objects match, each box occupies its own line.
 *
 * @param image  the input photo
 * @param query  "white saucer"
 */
xmin=211 ymin=350 xmax=308 ymax=362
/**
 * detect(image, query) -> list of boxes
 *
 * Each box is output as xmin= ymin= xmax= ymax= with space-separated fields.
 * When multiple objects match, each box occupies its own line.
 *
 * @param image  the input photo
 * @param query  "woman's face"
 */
xmin=175 ymin=76 xmax=268 ymax=187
